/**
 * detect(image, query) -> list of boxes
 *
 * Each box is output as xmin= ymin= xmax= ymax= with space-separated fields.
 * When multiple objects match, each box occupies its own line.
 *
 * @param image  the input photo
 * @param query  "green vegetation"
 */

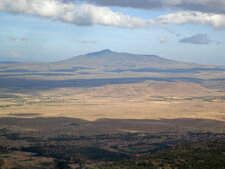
xmin=0 ymin=117 xmax=224 ymax=168
xmin=93 ymin=141 xmax=225 ymax=169
xmin=21 ymin=145 xmax=129 ymax=162
xmin=185 ymin=96 xmax=225 ymax=102
xmin=116 ymin=144 xmax=166 ymax=154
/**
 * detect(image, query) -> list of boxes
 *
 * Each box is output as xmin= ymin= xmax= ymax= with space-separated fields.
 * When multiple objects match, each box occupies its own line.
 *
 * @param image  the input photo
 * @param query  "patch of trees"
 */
xmin=48 ymin=135 xmax=91 ymax=141
xmin=0 ymin=146 xmax=8 ymax=153
xmin=92 ymin=140 xmax=225 ymax=169
xmin=21 ymin=144 xmax=130 ymax=163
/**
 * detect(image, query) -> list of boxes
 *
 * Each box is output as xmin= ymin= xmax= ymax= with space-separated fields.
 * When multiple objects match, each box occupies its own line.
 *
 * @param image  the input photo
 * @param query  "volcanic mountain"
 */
xmin=52 ymin=49 xmax=194 ymax=71
xmin=0 ymin=49 xmax=202 ymax=72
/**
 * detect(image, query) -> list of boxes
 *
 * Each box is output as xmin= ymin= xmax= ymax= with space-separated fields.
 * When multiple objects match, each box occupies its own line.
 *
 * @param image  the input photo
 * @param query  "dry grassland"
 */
xmin=0 ymin=82 xmax=224 ymax=121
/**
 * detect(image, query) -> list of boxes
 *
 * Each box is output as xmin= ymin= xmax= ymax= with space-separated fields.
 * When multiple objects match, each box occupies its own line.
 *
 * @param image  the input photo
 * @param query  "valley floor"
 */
xmin=0 ymin=80 xmax=224 ymax=168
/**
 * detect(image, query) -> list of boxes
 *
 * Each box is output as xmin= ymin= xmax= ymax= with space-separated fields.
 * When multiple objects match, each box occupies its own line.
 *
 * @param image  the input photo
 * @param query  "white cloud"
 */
xmin=1 ymin=0 xmax=225 ymax=30
xmin=157 ymin=11 xmax=225 ymax=30
xmin=159 ymin=38 xmax=168 ymax=44
xmin=21 ymin=37 xmax=28 ymax=41
xmin=10 ymin=36 xmax=17 ymax=40
xmin=9 ymin=52 xmax=25 ymax=58
xmin=0 ymin=0 xmax=155 ymax=29
xmin=9 ymin=36 xmax=28 ymax=41
xmin=78 ymin=0 xmax=225 ymax=14
xmin=82 ymin=40 xmax=96 ymax=44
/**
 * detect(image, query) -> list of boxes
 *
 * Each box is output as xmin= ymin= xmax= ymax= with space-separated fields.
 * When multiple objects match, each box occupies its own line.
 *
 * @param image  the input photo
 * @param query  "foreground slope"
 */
xmin=93 ymin=140 xmax=225 ymax=169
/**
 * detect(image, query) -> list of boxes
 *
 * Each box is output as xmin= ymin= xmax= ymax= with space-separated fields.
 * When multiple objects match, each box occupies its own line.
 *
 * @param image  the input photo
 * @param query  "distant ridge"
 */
xmin=0 ymin=61 xmax=18 ymax=64
xmin=58 ymin=49 xmax=187 ymax=70
xmin=1 ymin=49 xmax=224 ymax=73
xmin=83 ymin=81 xmax=209 ymax=97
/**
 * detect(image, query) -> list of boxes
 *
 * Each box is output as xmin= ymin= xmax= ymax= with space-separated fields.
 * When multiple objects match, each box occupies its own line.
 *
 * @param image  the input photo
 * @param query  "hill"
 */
xmin=0 ymin=49 xmax=209 ymax=72
xmin=83 ymin=81 xmax=210 ymax=97
xmin=56 ymin=49 xmax=189 ymax=70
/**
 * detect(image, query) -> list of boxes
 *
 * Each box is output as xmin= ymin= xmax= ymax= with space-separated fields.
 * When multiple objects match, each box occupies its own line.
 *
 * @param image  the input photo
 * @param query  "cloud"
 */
xmin=1 ymin=0 xmax=225 ymax=30
xmin=179 ymin=34 xmax=210 ymax=44
xmin=10 ymin=36 xmax=17 ymax=41
xmin=157 ymin=11 xmax=225 ymax=30
xmin=9 ymin=36 xmax=28 ymax=41
xmin=159 ymin=38 xmax=168 ymax=44
xmin=77 ymin=0 xmax=225 ymax=14
xmin=81 ymin=40 xmax=96 ymax=44
xmin=0 ymin=0 xmax=155 ymax=29
xmin=9 ymin=52 xmax=25 ymax=58
xmin=21 ymin=37 xmax=28 ymax=41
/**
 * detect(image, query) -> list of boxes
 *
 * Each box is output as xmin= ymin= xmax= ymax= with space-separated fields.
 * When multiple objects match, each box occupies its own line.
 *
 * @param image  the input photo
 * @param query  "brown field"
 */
xmin=0 ymin=151 xmax=55 ymax=169
xmin=0 ymin=81 xmax=224 ymax=121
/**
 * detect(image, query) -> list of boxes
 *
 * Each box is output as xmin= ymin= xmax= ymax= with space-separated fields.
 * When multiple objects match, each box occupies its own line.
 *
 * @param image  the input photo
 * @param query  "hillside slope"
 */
xmin=93 ymin=141 xmax=225 ymax=169
xmin=83 ymin=81 xmax=210 ymax=97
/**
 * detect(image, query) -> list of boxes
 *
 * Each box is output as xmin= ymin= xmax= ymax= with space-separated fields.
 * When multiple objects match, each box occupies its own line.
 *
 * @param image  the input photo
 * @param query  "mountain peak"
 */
xmin=101 ymin=49 xmax=112 ymax=53
xmin=86 ymin=49 xmax=113 ymax=56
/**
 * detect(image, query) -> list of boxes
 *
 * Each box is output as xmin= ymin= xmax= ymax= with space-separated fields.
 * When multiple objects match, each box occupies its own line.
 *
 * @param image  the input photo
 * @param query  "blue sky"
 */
xmin=0 ymin=0 xmax=225 ymax=66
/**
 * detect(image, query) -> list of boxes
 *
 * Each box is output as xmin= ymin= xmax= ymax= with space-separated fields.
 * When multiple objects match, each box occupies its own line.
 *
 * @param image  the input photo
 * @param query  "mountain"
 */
xmin=54 ymin=49 xmax=193 ymax=71
xmin=1 ymin=49 xmax=224 ymax=74
xmin=0 ymin=49 xmax=225 ymax=92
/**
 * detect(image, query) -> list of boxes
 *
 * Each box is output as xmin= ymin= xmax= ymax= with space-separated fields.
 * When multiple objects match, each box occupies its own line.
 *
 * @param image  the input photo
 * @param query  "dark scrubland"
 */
xmin=0 ymin=118 xmax=224 ymax=168
xmin=92 ymin=140 xmax=225 ymax=169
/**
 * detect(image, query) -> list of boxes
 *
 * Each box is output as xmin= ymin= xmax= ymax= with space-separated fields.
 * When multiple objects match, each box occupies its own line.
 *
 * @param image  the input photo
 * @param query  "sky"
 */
xmin=0 ymin=0 xmax=225 ymax=66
